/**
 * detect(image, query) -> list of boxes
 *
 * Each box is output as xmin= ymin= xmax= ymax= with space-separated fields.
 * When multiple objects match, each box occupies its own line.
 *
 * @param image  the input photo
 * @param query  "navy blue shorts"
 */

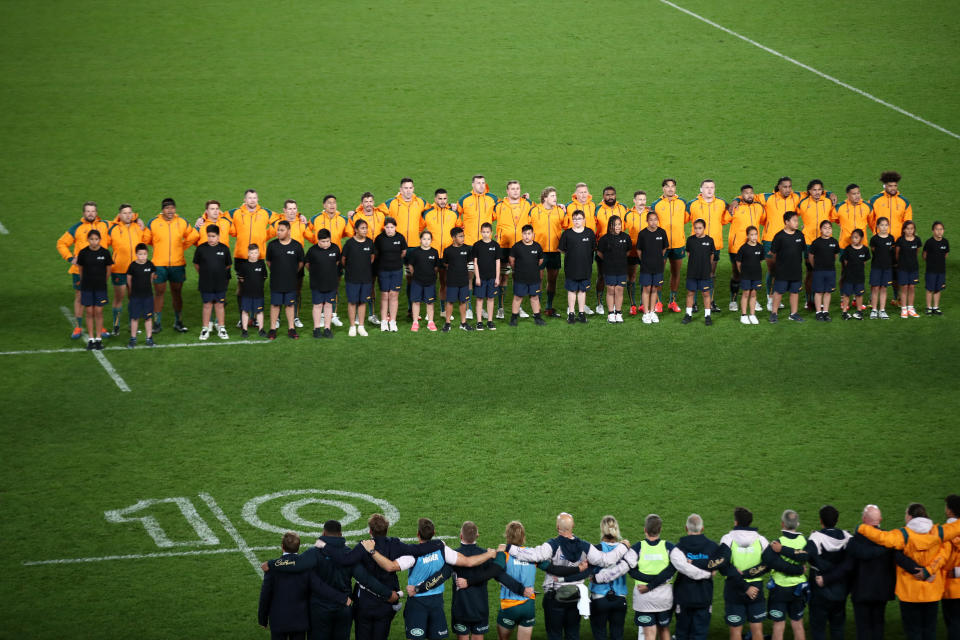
xmin=565 ymin=278 xmax=591 ymax=292
xmin=271 ymin=291 xmax=296 ymax=306
xmin=241 ymin=296 xmax=264 ymax=314
xmin=725 ymin=596 xmax=766 ymax=627
xmin=474 ymin=278 xmax=497 ymax=299
xmin=128 ymin=296 xmax=153 ymax=319
xmin=841 ymin=282 xmax=865 ymax=297
xmin=774 ymin=279 xmax=802 ymax=294
xmin=311 ymin=290 xmax=337 ymax=305
xmin=81 ymin=289 xmax=108 ymax=307
xmin=451 ymin=620 xmax=489 ymax=636
xmin=378 ymin=269 xmax=403 ymax=292
xmin=201 ymin=290 xmax=226 ymax=304
xmin=897 ymin=270 xmax=919 ymax=286
xmin=926 ymin=272 xmax=946 ymax=292
xmin=446 ymin=285 xmax=471 ymax=303
xmin=604 ymin=273 xmax=627 ymax=287
xmin=404 ymin=594 xmax=448 ymax=640
xmin=634 ymin=610 xmax=672 ymax=627
xmin=768 ymin=588 xmax=806 ymax=621
xmin=345 ymin=282 xmax=373 ymax=304
xmin=740 ymin=279 xmax=763 ymax=291
xmin=812 ymin=270 xmax=836 ymax=293
xmin=514 ymin=281 xmax=541 ymax=297
xmin=410 ymin=281 xmax=436 ymax=303
xmin=686 ymin=278 xmax=712 ymax=292
xmin=870 ymin=268 xmax=893 ymax=287
xmin=639 ymin=272 xmax=663 ymax=287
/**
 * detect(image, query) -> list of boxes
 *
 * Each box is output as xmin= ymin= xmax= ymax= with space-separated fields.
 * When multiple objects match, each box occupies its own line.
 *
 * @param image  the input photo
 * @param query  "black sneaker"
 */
xmin=486 ymin=321 xmax=497 ymax=331
xmin=533 ymin=315 xmax=546 ymax=326
xmin=113 ymin=324 xmax=120 ymax=336
xmin=788 ymin=313 xmax=805 ymax=322
xmin=925 ymin=308 xmax=935 ymax=315
xmin=704 ymin=315 xmax=713 ymax=326
xmin=94 ymin=340 xmax=104 ymax=350
xmin=461 ymin=322 xmax=475 ymax=331
xmin=288 ymin=328 xmax=299 ymax=339
xmin=815 ymin=312 xmax=824 ymax=322
xmin=567 ymin=312 xmax=576 ymax=324
xmin=236 ymin=319 xmax=243 ymax=329
xmin=173 ymin=321 xmax=188 ymax=333
xmin=127 ymin=337 xmax=136 ymax=349
xmin=86 ymin=339 xmax=95 ymax=350
xmin=258 ymin=329 xmax=267 ymax=338
xmin=476 ymin=322 xmax=484 ymax=331
xmin=692 ymin=303 xmax=699 ymax=313
xmin=841 ymin=311 xmax=851 ymax=321
xmin=852 ymin=311 xmax=863 ymax=320
xmin=442 ymin=322 xmax=451 ymax=332
xmin=509 ymin=315 xmax=519 ymax=327
xmin=268 ymin=329 xmax=277 ymax=340
xmin=153 ymin=323 xmax=162 ymax=333
xmin=823 ymin=312 xmax=832 ymax=322
xmin=710 ymin=302 xmax=720 ymax=313
xmin=577 ymin=312 xmax=587 ymax=323
xmin=145 ymin=337 xmax=156 ymax=347
xmin=769 ymin=312 xmax=778 ymax=323
xmin=544 ymin=308 xmax=558 ymax=317
xmin=312 ymin=328 xmax=321 ymax=338
xmin=323 ymin=328 xmax=333 ymax=338
xmin=933 ymin=308 xmax=944 ymax=316
xmin=681 ymin=314 xmax=693 ymax=325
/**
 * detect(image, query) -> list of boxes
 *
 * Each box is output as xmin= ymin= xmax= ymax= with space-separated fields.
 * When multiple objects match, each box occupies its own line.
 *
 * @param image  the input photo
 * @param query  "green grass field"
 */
xmin=2 ymin=1 xmax=958 ymax=638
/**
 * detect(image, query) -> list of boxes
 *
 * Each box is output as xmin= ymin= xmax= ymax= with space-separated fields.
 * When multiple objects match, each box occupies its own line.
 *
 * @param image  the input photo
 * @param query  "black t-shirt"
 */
xmin=340 ymin=237 xmax=374 ymax=284
xmin=637 ymin=227 xmax=669 ymax=273
xmin=736 ymin=243 xmax=765 ymax=281
xmin=442 ymin=243 xmax=473 ymax=287
xmin=193 ymin=242 xmax=232 ymax=292
xmin=869 ymin=234 xmax=895 ymax=270
xmin=510 ymin=241 xmax=544 ymax=284
xmin=809 ymin=237 xmax=840 ymax=271
xmin=771 ymin=230 xmax=806 ymax=281
xmin=76 ymin=246 xmax=113 ymax=291
xmin=126 ymin=260 xmax=155 ymax=298
xmin=558 ymin=228 xmax=596 ymax=280
xmin=235 ymin=259 xmax=268 ymax=299
xmin=923 ymin=237 xmax=950 ymax=274
xmin=472 ymin=239 xmax=500 ymax=280
xmin=374 ymin=232 xmax=407 ymax=271
xmin=597 ymin=232 xmax=632 ymax=275
xmin=840 ymin=245 xmax=871 ymax=284
xmin=896 ymin=235 xmax=922 ymax=271
xmin=305 ymin=243 xmax=342 ymax=292
xmin=405 ymin=246 xmax=439 ymax=285
xmin=685 ymin=234 xmax=716 ymax=280
xmin=266 ymin=239 xmax=305 ymax=292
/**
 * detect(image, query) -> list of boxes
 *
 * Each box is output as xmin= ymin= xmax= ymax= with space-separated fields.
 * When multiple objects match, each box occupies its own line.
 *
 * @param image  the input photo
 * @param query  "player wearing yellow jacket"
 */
xmin=686 ymin=180 xmax=729 ymax=312
xmin=797 ymin=180 xmax=838 ymax=309
xmin=384 ymin=178 xmax=429 ymax=252
xmin=310 ymin=197 xmax=349 ymax=248
xmin=529 ymin=187 xmax=567 ymax=315
xmin=835 ymin=184 xmax=872 ymax=249
xmin=424 ymin=188 xmax=463 ymax=304
xmin=108 ymin=204 xmax=147 ymax=334
xmin=229 ymin=189 xmax=272 ymax=260
xmin=726 ymin=185 xmax=765 ymax=311
xmin=564 ymin=183 xmax=596 ymax=232
xmin=650 ymin=178 xmax=688 ymax=311
xmin=593 ymin=186 xmax=629 ymax=313
xmin=143 ymin=198 xmax=197 ymax=333
xmin=868 ymin=171 xmax=913 ymax=239
xmin=344 ymin=194 xmax=385 ymax=243
xmin=56 ymin=202 xmax=112 ymax=337
xmin=457 ymin=175 xmax=499 ymax=246
xmin=494 ymin=181 xmax=533 ymax=317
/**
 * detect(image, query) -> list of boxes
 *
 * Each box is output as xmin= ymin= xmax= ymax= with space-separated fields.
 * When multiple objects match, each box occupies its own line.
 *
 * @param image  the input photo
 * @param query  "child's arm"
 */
xmin=126 ymin=274 xmax=133 ymax=290
xmin=495 ymin=258 xmax=501 ymax=285
xmin=473 ymin=257 xmax=480 ymax=285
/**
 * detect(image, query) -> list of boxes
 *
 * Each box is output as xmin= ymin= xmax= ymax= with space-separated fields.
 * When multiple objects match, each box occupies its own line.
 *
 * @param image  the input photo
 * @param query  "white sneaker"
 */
xmin=584 ymin=306 xmax=595 ymax=315
xmin=779 ymin=302 xmax=785 ymax=309
xmin=199 ymin=327 xmax=211 ymax=341
xmin=330 ymin=315 xmax=343 ymax=327
xmin=651 ymin=312 xmax=660 ymax=323
xmin=740 ymin=315 xmax=751 ymax=325
xmin=466 ymin=309 xmax=474 ymax=320
xmin=869 ymin=309 xmax=878 ymax=319
xmin=348 ymin=325 xmax=357 ymax=336
xmin=729 ymin=301 xmax=739 ymax=311
xmin=766 ymin=298 xmax=773 ymax=312
xmin=217 ymin=326 xmax=229 ymax=339
xmin=357 ymin=325 xmax=368 ymax=337
xmin=642 ymin=313 xmax=652 ymax=324
xmin=518 ymin=308 xmax=530 ymax=318
xmin=272 ymin=319 xmax=280 ymax=330
xmin=235 ymin=319 xmax=242 ymax=329
xmin=596 ymin=303 xmax=605 ymax=315
xmin=616 ymin=313 xmax=624 ymax=323
xmin=318 ymin=318 xmax=325 ymax=329
xmin=755 ymin=301 xmax=763 ymax=312
xmin=749 ymin=315 xmax=759 ymax=324
xmin=879 ymin=310 xmax=890 ymax=319
xmin=607 ymin=312 xmax=615 ymax=323
xmin=481 ymin=309 xmax=489 ymax=320
xmin=389 ymin=320 xmax=398 ymax=332
xmin=294 ymin=317 xmax=303 ymax=328
xmin=368 ymin=314 xmax=379 ymax=325
xmin=380 ymin=320 xmax=389 ymax=332
xmin=496 ymin=307 xmax=505 ymax=319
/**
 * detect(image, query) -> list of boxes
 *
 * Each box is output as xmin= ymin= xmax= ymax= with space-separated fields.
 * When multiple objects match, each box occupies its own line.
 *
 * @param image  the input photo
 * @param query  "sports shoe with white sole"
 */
xmin=729 ymin=301 xmax=739 ymax=311
xmin=749 ymin=315 xmax=759 ymax=324
xmin=755 ymin=301 xmax=763 ymax=312
xmin=199 ymin=327 xmax=211 ymax=341
xmin=740 ymin=315 xmax=750 ymax=325
xmin=607 ymin=312 xmax=615 ymax=323
xmin=766 ymin=298 xmax=774 ymax=312
xmin=389 ymin=320 xmax=398 ymax=332
xmin=330 ymin=315 xmax=343 ymax=327
xmin=348 ymin=325 xmax=357 ymax=336
xmin=584 ymin=306 xmax=595 ymax=315
xmin=651 ymin=313 xmax=660 ymax=323
xmin=380 ymin=320 xmax=389 ymax=332
xmin=217 ymin=326 xmax=229 ymax=340
xmin=518 ymin=308 xmax=529 ymax=318
xmin=294 ymin=318 xmax=303 ymax=328
xmin=496 ymin=308 xmax=505 ymax=319
xmin=357 ymin=325 xmax=368 ymax=337
xmin=642 ymin=313 xmax=652 ymax=324
xmin=368 ymin=314 xmax=379 ymax=325
xmin=595 ymin=303 xmax=604 ymax=315
xmin=465 ymin=309 xmax=474 ymax=320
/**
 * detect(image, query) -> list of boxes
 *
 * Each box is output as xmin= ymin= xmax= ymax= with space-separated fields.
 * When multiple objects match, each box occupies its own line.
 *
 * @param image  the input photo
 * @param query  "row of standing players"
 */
xmin=57 ymin=173 xmax=949 ymax=344
xmin=257 ymin=499 xmax=960 ymax=640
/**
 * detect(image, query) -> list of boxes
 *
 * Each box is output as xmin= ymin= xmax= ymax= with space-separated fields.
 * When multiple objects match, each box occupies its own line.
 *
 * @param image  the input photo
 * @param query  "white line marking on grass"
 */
xmin=22 ymin=537 xmax=456 ymax=567
xmin=0 ymin=221 xmax=8 ymax=234
xmin=104 ymin=497 xmax=221 ymax=548
xmin=659 ymin=0 xmax=960 ymax=141
xmin=0 ymin=340 xmax=272 ymax=356
xmin=59 ymin=306 xmax=131 ymax=392
xmin=198 ymin=492 xmax=263 ymax=578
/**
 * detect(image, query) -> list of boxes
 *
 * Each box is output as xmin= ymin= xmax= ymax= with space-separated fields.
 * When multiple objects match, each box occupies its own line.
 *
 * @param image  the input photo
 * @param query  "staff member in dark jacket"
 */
xmin=669 ymin=514 xmax=719 ymax=640
xmin=806 ymin=505 xmax=852 ymax=640
xmin=259 ymin=532 xmax=311 ymax=640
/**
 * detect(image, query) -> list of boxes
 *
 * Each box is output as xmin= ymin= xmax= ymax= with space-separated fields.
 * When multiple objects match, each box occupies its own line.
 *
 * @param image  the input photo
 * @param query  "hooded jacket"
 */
xmin=857 ymin=517 xmax=951 ymax=602
xmin=806 ymin=528 xmax=851 ymax=601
